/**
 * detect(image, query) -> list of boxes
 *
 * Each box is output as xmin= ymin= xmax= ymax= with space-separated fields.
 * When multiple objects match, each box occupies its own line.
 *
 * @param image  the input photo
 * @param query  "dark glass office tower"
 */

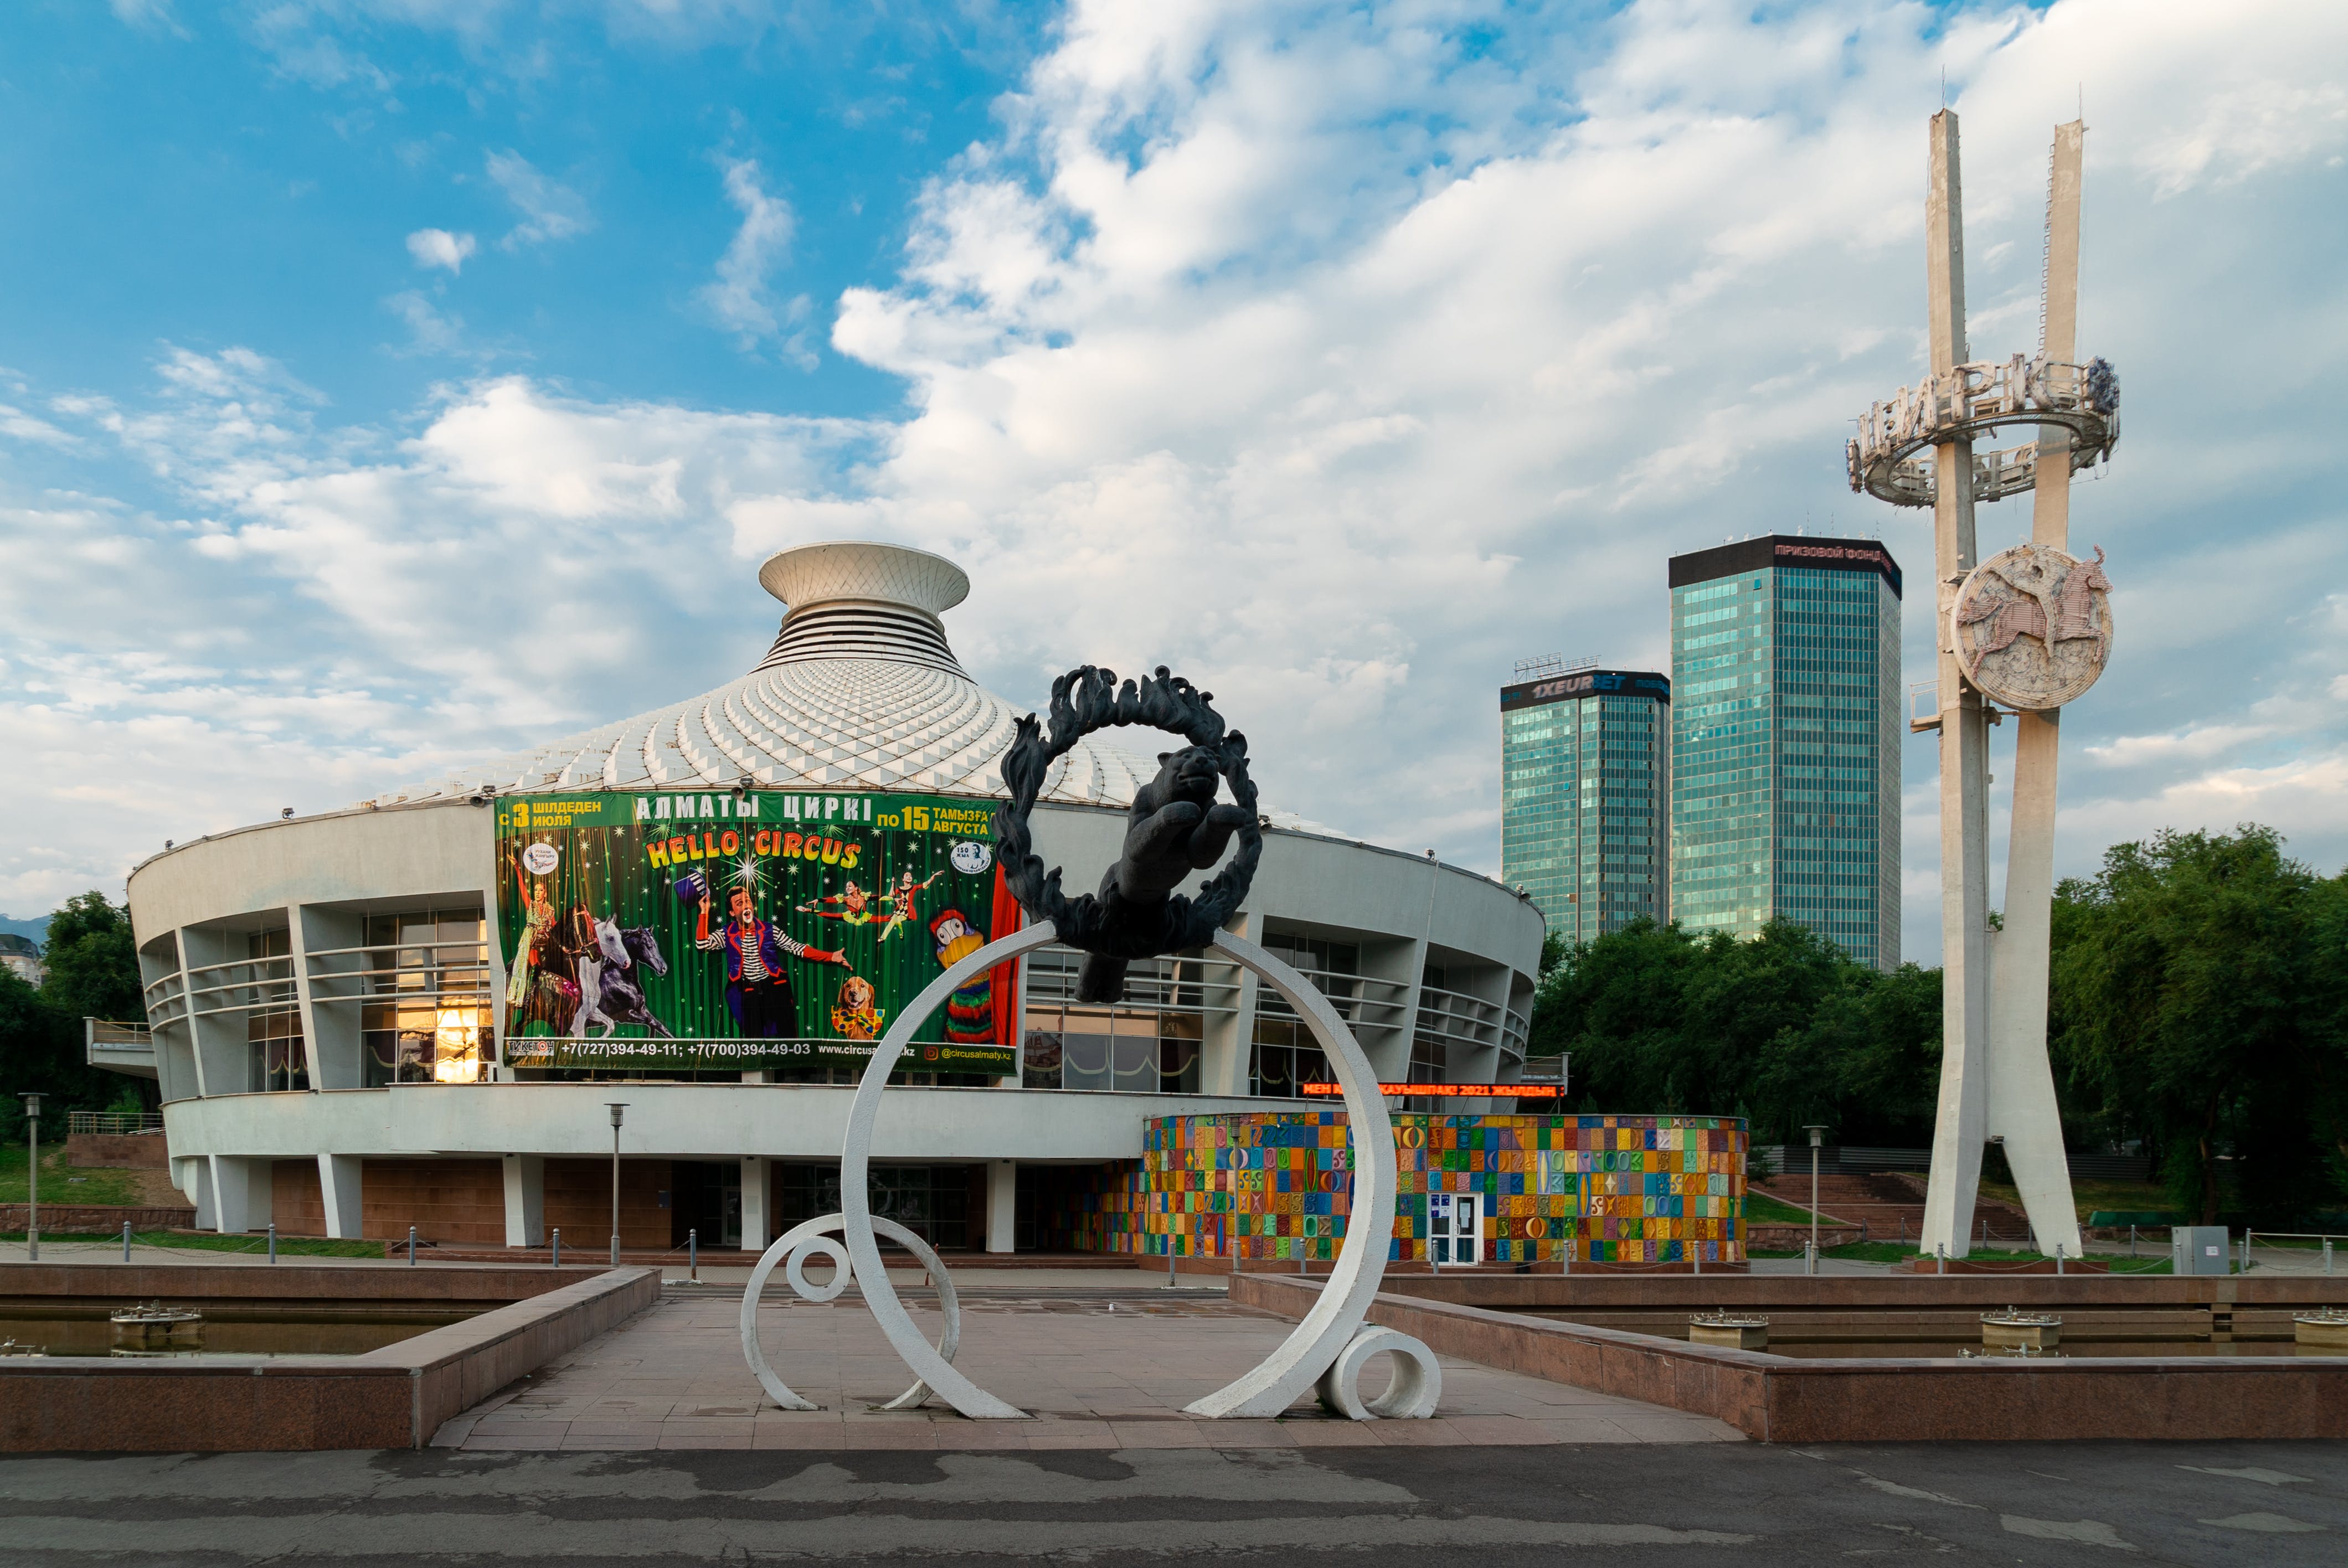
xmin=1500 ymin=662 xmax=1671 ymax=946
xmin=1667 ymin=536 xmax=1901 ymax=969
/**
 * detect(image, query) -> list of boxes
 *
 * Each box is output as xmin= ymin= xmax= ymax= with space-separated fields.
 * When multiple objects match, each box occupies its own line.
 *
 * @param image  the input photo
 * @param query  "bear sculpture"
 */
xmin=1075 ymin=745 xmax=1254 ymax=1003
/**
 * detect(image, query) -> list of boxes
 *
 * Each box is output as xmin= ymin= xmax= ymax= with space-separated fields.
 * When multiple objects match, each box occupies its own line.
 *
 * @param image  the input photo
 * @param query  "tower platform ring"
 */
xmin=1846 ymin=353 xmax=2118 ymax=507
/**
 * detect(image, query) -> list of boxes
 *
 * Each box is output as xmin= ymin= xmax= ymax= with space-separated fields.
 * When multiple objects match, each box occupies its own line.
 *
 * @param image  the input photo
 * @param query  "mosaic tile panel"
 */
xmin=1047 ymin=1112 xmax=1748 ymax=1265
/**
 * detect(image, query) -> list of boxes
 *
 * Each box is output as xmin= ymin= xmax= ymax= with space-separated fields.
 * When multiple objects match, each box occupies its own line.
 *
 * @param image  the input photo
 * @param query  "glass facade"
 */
xmin=358 ymin=906 xmax=491 ymax=1086
xmin=1500 ymin=670 xmax=1671 ymax=943
xmin=1667 ymin=536 xmax=1901 ymax=969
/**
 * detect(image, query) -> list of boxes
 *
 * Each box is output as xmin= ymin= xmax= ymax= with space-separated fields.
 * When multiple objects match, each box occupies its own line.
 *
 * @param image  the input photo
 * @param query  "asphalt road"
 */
xmin=2 ymin=1440 xmax=2342 ymax=1565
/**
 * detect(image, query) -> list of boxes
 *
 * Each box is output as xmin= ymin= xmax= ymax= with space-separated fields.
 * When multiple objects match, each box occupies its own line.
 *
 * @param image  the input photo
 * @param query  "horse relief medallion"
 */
xmin=1950 ymin=542 xmax=2114 ymax=711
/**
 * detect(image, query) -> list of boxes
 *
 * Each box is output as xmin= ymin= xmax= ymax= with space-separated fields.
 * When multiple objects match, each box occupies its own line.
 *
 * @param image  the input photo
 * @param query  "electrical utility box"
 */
xmin=2172 ymin=1225 xmax=2231 ymax=1276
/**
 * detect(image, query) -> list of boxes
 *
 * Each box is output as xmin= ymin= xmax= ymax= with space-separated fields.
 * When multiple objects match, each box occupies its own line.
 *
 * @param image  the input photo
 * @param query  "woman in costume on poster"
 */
xmin=876 ymin=868 xmax=946 ymax=943
xmin=507 ymin=861 xmax=584 ymax=1033
xmin=796 ymin=879 xmax=877 ymax=926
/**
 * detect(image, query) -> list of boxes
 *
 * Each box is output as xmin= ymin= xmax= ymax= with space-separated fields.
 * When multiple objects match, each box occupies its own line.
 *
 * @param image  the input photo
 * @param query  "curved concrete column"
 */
xmin=836 ymin=922 xmax=1434 ymax=1422
xmin=739 ymin=1212 xmax=965 ymax=1413
xmin=1181 ymin=929 xmax=1410 ymax=1419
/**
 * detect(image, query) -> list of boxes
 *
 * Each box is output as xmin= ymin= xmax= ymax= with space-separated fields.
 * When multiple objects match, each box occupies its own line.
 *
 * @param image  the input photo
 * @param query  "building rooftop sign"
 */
xmin=1667 ymin=533 xmax=1903 ymax=597
xmin=1499 ymin=668 xmax=1670 ymax=711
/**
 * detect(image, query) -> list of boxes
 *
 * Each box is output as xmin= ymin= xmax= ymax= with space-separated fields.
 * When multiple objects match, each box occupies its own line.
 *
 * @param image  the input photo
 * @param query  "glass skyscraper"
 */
xmin=1500 ymin=664 xmax=1671 ymax=945
xmin=1667 ymin=535 xmax=1901 ymax=969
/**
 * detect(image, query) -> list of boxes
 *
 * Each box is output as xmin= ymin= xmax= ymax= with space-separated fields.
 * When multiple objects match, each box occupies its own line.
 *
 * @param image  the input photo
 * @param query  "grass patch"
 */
xmin=1 ymin=1229 xmax=389 ymax=1258
xmin=1749 ymin=1241 xmax=1913 ymax=1263
xmin=1978 ymin=1175 xmax=2201 ymax=1225
xmin=0 ymin=1142 xmax=147 ymax=1206
xmin=1744 ymin=1192 xmax=1831 ymax=1225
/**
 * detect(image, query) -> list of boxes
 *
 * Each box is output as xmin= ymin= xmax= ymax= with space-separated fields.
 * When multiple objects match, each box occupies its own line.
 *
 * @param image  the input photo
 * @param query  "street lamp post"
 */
xmin=1804 ymin=1125 xmax=1830 ymax=1276
xmin=20 ymin=1095 xmax=41 ymax=1263
xmin=606 ymin=1102 xmax=629 ymax=1268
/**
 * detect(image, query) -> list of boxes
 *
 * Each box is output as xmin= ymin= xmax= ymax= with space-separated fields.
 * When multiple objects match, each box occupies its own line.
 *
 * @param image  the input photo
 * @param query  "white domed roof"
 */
xmin=367 ymin=541 xmax=1315 ymax=824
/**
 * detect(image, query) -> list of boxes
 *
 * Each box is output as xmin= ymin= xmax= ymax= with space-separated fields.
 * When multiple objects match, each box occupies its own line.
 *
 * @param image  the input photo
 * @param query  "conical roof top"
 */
xmin=367 ymin=541 xmax=1284 ymax=818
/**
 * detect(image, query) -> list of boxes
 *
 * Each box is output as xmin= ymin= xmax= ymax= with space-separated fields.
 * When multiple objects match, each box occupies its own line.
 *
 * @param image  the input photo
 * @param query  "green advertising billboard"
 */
xmin=495 ymin=790 xmax=1022 ymax=1074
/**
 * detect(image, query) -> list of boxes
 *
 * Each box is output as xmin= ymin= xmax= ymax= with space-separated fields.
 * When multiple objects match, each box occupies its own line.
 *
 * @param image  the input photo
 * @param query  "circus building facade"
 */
xmin=111 ymin=542 xmax=1737 ymax=1263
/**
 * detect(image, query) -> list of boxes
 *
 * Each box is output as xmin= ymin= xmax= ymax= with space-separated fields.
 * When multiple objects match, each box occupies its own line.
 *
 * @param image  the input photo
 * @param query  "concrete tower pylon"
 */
xmin=1917 ymin=110 xmax=1993 ymax=1258
xmin=1976 ymin=120 xmax=2087 ymax=1262
xmin=1847 ymin=114 xmax=2117 ymax=1260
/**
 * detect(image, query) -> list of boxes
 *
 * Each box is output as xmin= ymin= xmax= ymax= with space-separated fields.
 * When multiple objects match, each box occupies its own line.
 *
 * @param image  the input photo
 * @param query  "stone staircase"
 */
xmin=1753 ymin=1172 xmax=2037 ymax=1249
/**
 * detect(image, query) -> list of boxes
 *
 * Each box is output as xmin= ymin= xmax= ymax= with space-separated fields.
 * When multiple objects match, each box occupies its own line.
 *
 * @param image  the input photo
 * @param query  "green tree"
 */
xmin=1530 ymin=916 xmax=1942 ymax=1146
xmin=1537 ymin=928 xmax=1566 ymax=982
xmin=39 ymin=890 xmax=145 ymax=1025
xmin=2050 ymin=826 xmax=2329 ymax=1224
xmin=0 ymin=891 xmax=147 ymax=1128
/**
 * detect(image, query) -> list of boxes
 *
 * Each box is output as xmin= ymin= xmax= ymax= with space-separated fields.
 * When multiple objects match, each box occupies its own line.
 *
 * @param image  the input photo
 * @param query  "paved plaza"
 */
xmin=7 ymin=1440 xmax=2345 ymax=1565
xmin=441 ymin=1283 xmax=1742 ymax=1451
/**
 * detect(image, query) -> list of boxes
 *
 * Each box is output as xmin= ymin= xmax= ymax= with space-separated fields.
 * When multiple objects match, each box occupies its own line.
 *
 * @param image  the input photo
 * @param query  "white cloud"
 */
xmin=108 ymin=0 xmax=183 ymax=32
xmin=697 ymin=157 xmax=810 ymax=361
xmin=405 ymin=228 xmax=477 ymax=272
xmin=9 ymin=0 xmax=2348 ymax=960
xmin=384 ymin=290 xmax=465 ymax=355
xmin=486 ymin=150 xmax=593 ymax=248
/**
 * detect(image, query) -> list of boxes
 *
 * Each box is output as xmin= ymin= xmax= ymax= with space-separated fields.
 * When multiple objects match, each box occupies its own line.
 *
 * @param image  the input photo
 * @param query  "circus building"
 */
xmin=112 ymin=541 xmax=1741 ymax=1264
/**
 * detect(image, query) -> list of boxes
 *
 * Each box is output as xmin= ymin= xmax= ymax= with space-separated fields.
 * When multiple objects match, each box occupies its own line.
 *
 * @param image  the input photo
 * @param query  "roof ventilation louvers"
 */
xmin=751 ymin=601 xmax=964 ymax=675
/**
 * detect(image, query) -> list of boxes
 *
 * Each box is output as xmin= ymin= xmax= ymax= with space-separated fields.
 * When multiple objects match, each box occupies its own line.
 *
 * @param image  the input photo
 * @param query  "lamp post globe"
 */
xmin=605 ymin=1103 xmax=629 ymax=1268
xmin=18 ymin=1094 xmax=40 ymax=1263
xmin=1802 ymin=1126 xmax=1830 ymax=1274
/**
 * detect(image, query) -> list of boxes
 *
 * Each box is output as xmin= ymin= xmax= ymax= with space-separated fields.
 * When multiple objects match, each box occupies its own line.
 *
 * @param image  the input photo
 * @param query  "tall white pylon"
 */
xmin=1845 ymin=115 xmax=2120 ymax=1258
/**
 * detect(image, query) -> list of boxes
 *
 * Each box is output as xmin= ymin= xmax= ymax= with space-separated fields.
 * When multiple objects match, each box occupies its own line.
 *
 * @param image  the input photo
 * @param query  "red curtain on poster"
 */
xmin=987 ymin=864 xmax=1024 ymax=1049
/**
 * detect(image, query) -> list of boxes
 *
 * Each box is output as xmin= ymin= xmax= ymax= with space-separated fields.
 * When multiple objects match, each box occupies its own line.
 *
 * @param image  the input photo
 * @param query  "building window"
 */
xmin=246 ymin=928 xmax=307 ymax=1092
xmin=1249 ymin=1016 xmax=1329 ymax=1099
xmin=776 ymin=1163 xmax=967 ymax=1250
xmin=359 ymin=906 xmax=490 ymax=1086
xmin=1020 ymin=1005 xmax=1200 ymax=1094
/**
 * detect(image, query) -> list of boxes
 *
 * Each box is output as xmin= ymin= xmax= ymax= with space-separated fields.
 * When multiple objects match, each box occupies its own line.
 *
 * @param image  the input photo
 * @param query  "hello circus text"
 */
xmin=645 ymin=828 xmax=866 ymax=870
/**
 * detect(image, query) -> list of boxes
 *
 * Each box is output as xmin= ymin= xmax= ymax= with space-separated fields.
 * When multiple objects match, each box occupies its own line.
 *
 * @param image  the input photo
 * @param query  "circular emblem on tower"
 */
xmin=1949 ymin=542 xmax=2114 ymax=711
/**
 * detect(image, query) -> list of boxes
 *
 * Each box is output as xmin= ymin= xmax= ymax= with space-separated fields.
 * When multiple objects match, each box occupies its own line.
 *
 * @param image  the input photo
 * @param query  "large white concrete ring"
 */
xmin=1181 ymin=929 xmax=1404 ymax=1418
xmin=739 ymin=1211 xmax=965 ymax=1412
xmin=1314 ymin=1327 xmax=1442 ymax=1421
xmin=786 ymin=1236 xmax=851 ymax=1302
xmin=838 ymin=923 xmax=1062 ymax=1420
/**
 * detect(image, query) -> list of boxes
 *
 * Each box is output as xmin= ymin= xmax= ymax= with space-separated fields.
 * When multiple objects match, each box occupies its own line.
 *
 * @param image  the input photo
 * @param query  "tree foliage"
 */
xmin=1528 ymin=917 xmax=1942 ymax=1146
xmin=2050 ymin=826 xmax=2347 ymax=1224
xmin=0 ymin=891 xmax=147 ymax=1133
xmin=1526 ymin=824 xmax=2348 ymax=1226
xmin=39 ymin=890 xmax=146 ymax=1025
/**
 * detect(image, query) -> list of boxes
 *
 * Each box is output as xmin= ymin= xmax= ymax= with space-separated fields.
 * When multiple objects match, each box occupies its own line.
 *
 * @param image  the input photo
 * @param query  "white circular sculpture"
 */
xmin=1949 ymin=541 xmax=2114 ymax=711
xmin=780 ymin=660 xmax=1435 ymax=1422
xmin=820 ymin=921 xmax=1434 ymax=1421
xmin=1315 ymin=1325 xmax=1443 ymax=1420
xmin=739 ymin=1211 xmax=966 ymax=1412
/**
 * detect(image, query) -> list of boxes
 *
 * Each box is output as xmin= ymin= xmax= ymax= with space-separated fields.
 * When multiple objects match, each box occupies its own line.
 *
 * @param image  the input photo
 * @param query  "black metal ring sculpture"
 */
xmin=992 ymin=666 xmax=1261 ymax=1003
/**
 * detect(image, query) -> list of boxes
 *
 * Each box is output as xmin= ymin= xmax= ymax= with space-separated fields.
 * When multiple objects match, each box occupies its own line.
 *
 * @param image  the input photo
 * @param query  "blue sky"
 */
xmin=2 ymin=3 xmax=1031 ymax=436
xmin=3 ymin=0 xmax=2346 ymax=963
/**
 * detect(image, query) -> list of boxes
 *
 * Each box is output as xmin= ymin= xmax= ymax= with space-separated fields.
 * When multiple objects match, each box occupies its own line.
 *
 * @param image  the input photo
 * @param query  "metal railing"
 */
xmin=140 ymin=971 xmax=188 ymax=1028
xmin=1413 ymin=983 xmax=1508 ymax=1055
xmin=179 ymin=954 xmax=299 ymax=1020
xmin=65 ymin=1111 xmax=164 ymax=1136
xmin=1254 ymin=964 xmax=1410 ymax=1030
xmin=1023 ymin=946 xmax=1242 ymax=1017
xmin=304 ymin=937 xmax=495 ymax=1009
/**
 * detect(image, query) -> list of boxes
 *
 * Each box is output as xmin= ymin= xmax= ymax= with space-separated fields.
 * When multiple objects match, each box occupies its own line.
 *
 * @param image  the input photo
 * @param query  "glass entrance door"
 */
xmin=1428 ymin=1192 xmax=1482 ymax=1267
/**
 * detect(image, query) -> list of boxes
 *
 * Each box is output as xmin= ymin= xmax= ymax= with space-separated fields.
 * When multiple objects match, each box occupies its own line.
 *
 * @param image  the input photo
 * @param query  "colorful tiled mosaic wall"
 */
xmin=1060 ymin=1112 xmax=1747 ymax=1264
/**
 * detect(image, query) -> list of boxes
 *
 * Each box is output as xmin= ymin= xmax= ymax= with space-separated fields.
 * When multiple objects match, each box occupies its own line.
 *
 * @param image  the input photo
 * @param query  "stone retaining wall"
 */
xmin=1234 ymin=1271 xmax=2348 ymax=1443
xmin=0 ymin=1264 xmax=658 ymax=1452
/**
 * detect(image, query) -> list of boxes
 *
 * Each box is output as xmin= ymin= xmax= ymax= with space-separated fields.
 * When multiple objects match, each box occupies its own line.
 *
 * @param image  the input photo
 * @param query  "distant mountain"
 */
xmin=0 ymin=914 xmax=49 ymax=948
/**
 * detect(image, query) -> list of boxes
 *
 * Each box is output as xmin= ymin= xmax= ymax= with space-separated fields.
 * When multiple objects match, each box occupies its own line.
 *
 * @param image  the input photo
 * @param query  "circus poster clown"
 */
xmin=493 ymin=790 xmax=1023 ymax=1075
